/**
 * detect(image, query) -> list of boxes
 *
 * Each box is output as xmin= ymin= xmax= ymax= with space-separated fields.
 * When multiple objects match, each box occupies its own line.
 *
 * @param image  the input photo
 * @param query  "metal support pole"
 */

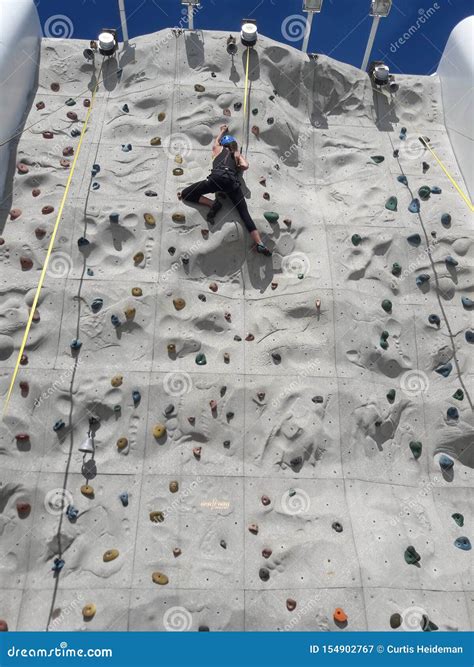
xmin=118 ymin=0 xmax=129 ymax=43
xmin=361 ymin=15 xmax=380 ymax=71
xmin=301 ymin=12 xmax=314 ymax=53
xmin=188 ymin=4 xmax=194 ymax=30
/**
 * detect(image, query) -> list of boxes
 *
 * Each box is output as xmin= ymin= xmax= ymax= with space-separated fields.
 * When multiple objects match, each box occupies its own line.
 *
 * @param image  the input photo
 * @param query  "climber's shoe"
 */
xmin=206 ymin=199 xmax=223 ymax=222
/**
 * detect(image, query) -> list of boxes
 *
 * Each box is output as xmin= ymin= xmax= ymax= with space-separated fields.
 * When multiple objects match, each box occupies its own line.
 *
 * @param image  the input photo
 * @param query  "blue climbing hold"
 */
xmin=53 ymin=419 xmax=65 ymax=432
xmin=109 ymin=212 xmax=119 ymax=223
xmin=71 ymin=129 xmax=81 ymax=137
xmin=132 ymin=390 xmax=141 ymax=405
xmin=119 ymin=492 xmax=129 ymax=506
xmin=416 ymin=274 xmax=430 ymax=287
xmin=399 ymin=127 xmax=407 ymax=140
xmin=408 ymin=198 xmax=420 ymax=213
xmin=407 ymin=234 xmax=421 ymax=246
xmin=431 ymin=186 xmax=442 ymax=194
xmin=435 ymin=362 xmax=452 ymax=377
xmin=447 ymin=406 xmax=459 ymax=420
xmin=122 ymin=143 xmax=132 ymax=152
xmin=87 ymin=268 xmax=94 ymax=276
xmin=66 ymin=505 xmax=79 ymax=521
xmin=111 ymin=314 xmax=121 ymax=328
xmin=78 ymin=237 xmax=89 ymax=247
xmin=439 ymin=454 xmax=454 ymax=471
xmin=92 ymin=182 xmax=100 ymax=190
xmin=428 ymin=314 xmax=440 ymax=326
xmin=91 ymin=164 xmax=100 ymax=177
xmin=465 ymin=330 xmax=474 ymax=343
xmin=445 ymin=256 xmax=458 ymax=267
xmin=397 ymin=175 xmax=408 ymax=186
xmin=441 ymin=213 xmax=451 ymax=227
xmin=461 ymin=296 xmax=473 ymax=309
xmin=52 ymin=558 xmax=65 ymax=572
xmin=454 ymin=537 xmax=471 ymax=551
xmin=122 ymin=104 xmax=129 ymax=113
xmin=91 ymin=298 xmax=103 ymax=313
xmin=70 ymin=339 xmax=82 ymax=350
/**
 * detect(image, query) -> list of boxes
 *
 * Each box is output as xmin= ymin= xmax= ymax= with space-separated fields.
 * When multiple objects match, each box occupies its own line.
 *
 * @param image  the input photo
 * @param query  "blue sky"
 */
xmin=34 ymin=0 xmax=470 ymax=74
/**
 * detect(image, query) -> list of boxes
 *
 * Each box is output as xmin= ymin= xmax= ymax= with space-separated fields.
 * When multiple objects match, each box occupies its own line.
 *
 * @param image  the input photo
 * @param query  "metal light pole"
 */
xmin=301 ymin=0 xmax=323 ymax=53
xmin=118 ymin=0 xmax=129 ymax=43
xmin=181 ymin=0 xmax=200 ymax=30
xmin=361 ymin=0 xmax=392 ymax=71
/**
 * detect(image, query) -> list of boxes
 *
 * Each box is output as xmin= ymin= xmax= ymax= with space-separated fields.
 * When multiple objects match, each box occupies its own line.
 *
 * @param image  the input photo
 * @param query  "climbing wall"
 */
xmin=0 ymin=29 xmax=472 ymax=632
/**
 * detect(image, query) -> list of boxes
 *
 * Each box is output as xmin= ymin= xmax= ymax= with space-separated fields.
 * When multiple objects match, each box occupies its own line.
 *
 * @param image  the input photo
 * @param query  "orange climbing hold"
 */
xmin=333 ymin=608 xmax=348 ymax=623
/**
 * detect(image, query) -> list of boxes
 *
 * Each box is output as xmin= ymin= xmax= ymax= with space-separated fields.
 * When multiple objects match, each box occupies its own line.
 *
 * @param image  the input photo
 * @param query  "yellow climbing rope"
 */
xmin=420 ymin=137 xmax=474 ymax=212
xmin=2 ymin=66 xmax=103 ymax=415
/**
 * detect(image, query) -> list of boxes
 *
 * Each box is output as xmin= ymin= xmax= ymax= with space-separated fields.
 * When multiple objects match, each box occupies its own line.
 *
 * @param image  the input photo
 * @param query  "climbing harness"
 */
xmin=3 ymin=61 xmax=105 ymax=415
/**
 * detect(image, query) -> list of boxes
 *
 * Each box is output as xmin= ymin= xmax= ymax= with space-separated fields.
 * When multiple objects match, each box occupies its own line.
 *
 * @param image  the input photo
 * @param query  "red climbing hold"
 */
xmin=20 ymin=257 xmax=33 ymax=270
xmin=42 ymin=131 xmax=54 ymax=139
xmin=0 ymin=620 xmax=8 ymax=631
xmin=36 ymin=101 xmax=45 ymax=110
xmin=35 ymin=227 xmax=46 ymax=239
xmin=20 ymin=354 xmax=28 ymax=365
xmin=84 ymin=99 xmax=91 ymax=108
xmin=63 ymin=146 xmax=74 ymax=157
xmin=67 ymin=111 xmax=78 ymax=121
xmin=19 ymin=381 xmax=29 ymax=396
xmin=16 ymin=502 xmax=31 ymax=517
xmin=17 ymin=163 xmax=29 ymax=175
xmin=15 ymin=433 xmax=30 ymax=442
xmin=60 ymin=159 xmax=71 ymax=169
xmin=51 ymin=82 xmax=60 ymax=92
xmin=9 ymin=209 xmax=22 ymax=220
xmin=42 ymin=206 xmax=54 ymax=215
xmin=251 ymin=125 xmax=260 ymax=138
xmin=32 ymin=188 xmax=41 ymax=197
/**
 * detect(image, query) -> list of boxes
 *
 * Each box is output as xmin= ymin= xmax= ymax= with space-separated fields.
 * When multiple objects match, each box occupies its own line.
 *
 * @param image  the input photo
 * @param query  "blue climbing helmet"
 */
xmin=220 ymin=134 xmax=237 ymax=146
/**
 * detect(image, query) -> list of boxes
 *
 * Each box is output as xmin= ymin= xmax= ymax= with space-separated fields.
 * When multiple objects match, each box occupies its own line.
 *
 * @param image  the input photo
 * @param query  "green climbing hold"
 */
xmin=386 ymin=389 xmax=396 ymax=403
xmin=391 ymin=262 xmax=402 ymax=277
xmin=65 ymin=98 xmax=76 ymax=107
xmin=264 ymin=212 xmax=279 ymax=224
xmin=351 ymin=234 xmax=362 ymax=246
xmin=452 ymin=389 xmax=464 ymax=401
xmin=418 ymin=185 xmax=431 ymax=201
xmin=370 ymin=155 xmax=385 ymax=164
xmin=380 ymin=339 xmax=388 ymax=350
xmin=409 ymin=441 xmax=422 ymax=459
xmin=381 ymin=331 xmax=389 ymax=341
xmin=195 ymin=353 xmax=207 ymax=365
xmin=404 ymin=546 xmax=421 ymax=565
xmin=452 ymin=513 xmax=464 ymax=527
xmin=385 ymin=196 xmax=397 ymax=212
xmin=297 ymin=274 xmax=304 ymax=280
xmin=382 ymin=299 xmax=392 ymax=313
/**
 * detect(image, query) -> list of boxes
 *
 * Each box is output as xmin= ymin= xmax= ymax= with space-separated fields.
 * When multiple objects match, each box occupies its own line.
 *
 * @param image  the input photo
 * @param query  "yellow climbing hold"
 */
xmin=175 ymin=155 xmax=183 ymax=164
xmin=169 ymin=480 xmax=179 ymax=493
xmin=149 ymin=510 xmax=165 ymax=523
xmin=124 ymin=307 xmax=136 ymax=319
xmin=167 ymin=343 xmax=176 ymax=354
xmin=158 ymin=112 xmax=166 ymax=122
xmin=172 ymin=213 xmax=185 ymax=223
xmin=152 ymin=423 xmax=166 ymax=438
xmin=111 ymin=374 xmax=123 ymax=387
xmin=133 ymin=251 xmax=144 ymax=264
xmin=103 ymin=549 xmax=119 ymax=562
xmin=80 ymin=484 xmax=94 ymax=498
xmin=152 ymin=571 xmax=169 ymax=585
xmin=82 ymin=603 xmax=96 ymax=620
xmin=173 ymin=168 xmax=183 ymax=176
xmin=144 ymin=213 xmax=156 ymax=226
xmin=116 ymin=437 xmax=128 ymax=450
xmin=173 ymin=298 xmax=186 ymax=311
xmin=131 ymin=287 xmax=143 ymax=297
xmin=150 ymin=137 xmax=161 ymax=146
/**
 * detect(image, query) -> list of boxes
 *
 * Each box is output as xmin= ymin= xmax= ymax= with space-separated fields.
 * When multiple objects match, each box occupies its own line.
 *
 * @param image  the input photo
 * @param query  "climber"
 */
xmin=179 ymin=125 xmax=272 ymax=256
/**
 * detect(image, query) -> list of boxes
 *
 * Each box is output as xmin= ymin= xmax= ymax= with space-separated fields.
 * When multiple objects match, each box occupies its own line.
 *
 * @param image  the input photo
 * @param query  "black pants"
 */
xmin=180 ymin=172 xmax=257 ymax=234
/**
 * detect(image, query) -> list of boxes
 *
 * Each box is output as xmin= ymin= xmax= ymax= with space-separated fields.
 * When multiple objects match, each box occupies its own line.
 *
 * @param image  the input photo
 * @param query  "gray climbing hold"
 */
xmin=164 ymin=404 xmax=174 ymax=416
xmin=385 ymin=196 xmax=397 ymax=211
xmin=454 ymin=537 xmax=471 ymax=551
xmin=431 ymin=186 xmax=441 ymax=194
xmin=461 ymin=296 xmax=473 ymax=309
xmin=445 ymin=256 xmax=458 ymax=267
xmin=447 ymin=406 xmax=459 ymax=420
xmin=109 ymin=212 xmax=119 ymax=223
xmin=119 ymin=492 xmax=129 ymax=506
xmin=408 ymin=198 xmax=420 ymax=213
xmin=195 ymin=353 xmax=207 ymax=365
xmin=145 ymin=190 xmax=157 ymax=197
xmin=407 ymin=233 xmax=421 ymax=246
xmin=87 ymin=268 xmax=94 ymax=276
xmin=441 ymin=213 xmax=451 ymax=227
xmin=409 ymin=441 xmax=422 ymax=459
xmin=132 ymin=390 xmax=141 ymax=405
xmin=92 ymin=182 xmax=100 ymax=190
xmin=404 ymin=545 xmax=420 ymax=565
xmin=122 ymin=104 xmax=129 ymax=113
xmin=428 ymin=314 xmax=440 ymax=326
xmin=91 ymin=164 xmax=100 ymax=177
xmin=65 ymin=98 xmax=76 ymax=107
xmin=422 ymin=162 xmax=430 ymax=174
xmin=386 ymin=389 xmax=396 ymax=403
xmin=435 ymin=362 xmax=452 ymax=377
xmin=453 ymin=389 xmax=464 ymax=400
xmin=71 ymin=129 xmax=81 ymax=138
xmin=416 ymin=274 xmax=430 ymax=287
xmin=391 ymin=262 xmax=402 ymax=276
xmin=397 ymin=175 xmax=408 ymax=186
xmin=53 ymin=419 xmax=65 ymax=432
xmin=271 ymin=352 xmax=281 ymax=363
xmin=393 ymin=149 xmax=399 ymax=158
xmin=91 ymin=298 xmax=103 ymax=313
xmin=52 ymin=558 xmax=65 ymax=572
xmin=439 ymin=454 xmax=454 ymax=471
xmin=332 ymin=521 xmax=343 ymax=533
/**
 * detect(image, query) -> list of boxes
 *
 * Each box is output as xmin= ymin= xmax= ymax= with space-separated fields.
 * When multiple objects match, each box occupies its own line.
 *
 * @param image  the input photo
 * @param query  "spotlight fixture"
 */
xmin=303 ymin=0 xmax=323 ymax=11
xmin=98 ymin=29 xmax=118 ymax=57
xmin=241 ymin=19 xmax=258 ymax=47
xmin=370 ymin=0 xmax=392 ymax=17
xmin=301 ymin=0 xmax=324 ymax=54
xmin=361 ymin=0 xmax=392 ymax=71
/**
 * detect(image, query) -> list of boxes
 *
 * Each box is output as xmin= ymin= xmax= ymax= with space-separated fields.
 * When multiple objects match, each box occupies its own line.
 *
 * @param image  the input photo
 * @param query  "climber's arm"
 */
xmin=234 ymin=151 xmax=249 ymax=171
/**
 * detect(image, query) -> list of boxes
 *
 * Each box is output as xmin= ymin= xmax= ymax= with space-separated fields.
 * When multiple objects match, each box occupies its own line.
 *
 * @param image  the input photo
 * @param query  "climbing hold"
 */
xmin=52 ymin=558 xmax=65 ymax=572
xmin=283 ymin=219 xmax=292 ymax=228
xmin=116 ymin=437 xmax=128 ymax=451
xmin=151 ymin=571 xmax=169 ymax=585
xmin=257 ymin=391 xmax=265 ymax=401
xmin=248 ymin=524 xmax=259 ymax=535
xmin=133 ymin=251 xmax=145 ymax=264
xmin=20 ymin=354 xmax=28 ymax=365
xmin=263 ymin=192 xmax=270 ymax=200
xmin=351 ymin=234 xmax=362 ymax=246
xmin=67 ymin=111 xmax=78 ymax=121
xmin=172 ymin=213 xmax=185 ymax=223
xmin=461 ymin=296 xmax=473 ymax=309
xmin=82 ymin=603 xmax=96 ymax=620
xmin=91 ymin=298 xmax=103 ymax=313
xmin=397 ymin=175 xmax=408 ymax=186
xmin=194 ymin=84 xmax=205 ymax=92
xmin=121 ymin=143 xmax=132 ymax=153
xmin=66 ymin=505 xmax=79 ymax=521
xmin=251 ymin=125 xmax=259 ymax=138
xmin=103 ymin=549 xmax=119 ymax=562
xmin=111 ymin=314 xmax=121 ymax=328
xmin=124 ymin=307 xmax=136 ymax=320
xmin=144 ymin=213 xmax=155 ymax=226
xmin=385 ymin=196 xmax=397 ymax=211
xmin=53 ymin=419 xmax=65 ymax=433
xmin=441 ymin=213 xmax=451 ymax=227
xmin=91 ymin=164 xmax=100 ymax=177
xmin=399 ymin=127 xmax=407 ymax=140
xmin=434 ymin=362 xmax=452 ymax=377
xmin=408 ymin=198 xmax=420 ymax=213
xmin=259 ymin=568 xmax=270 ymax=582
xmin=404 ymin=546 xmax=421 ymax=565
xmin=173 ymin=547 xmax=182 ymax=557
xmin=223 ymin=352 xmax=230 ymax=363
xmin=84 ymin=99 xmax=91 ymax=107
xmin=420 ymin=615 xmax=439 ymax=632
xmin=418 ymin=185 xmax=431 ymax=201
xmin=164 ymin=404 xmax=174 ymax=417
xmin=17 ymin=163 xmax=29 ymax=175
xmin=60 ymin=159 xmax=71 ymax=169
xmin=263 ymin=212 xmax=279 ymax=224
xmin=445 ymin=256 xmax=458 ymax=267
xmin=19 ymin=381 xmax=29 ymax=396
xmin=391 ymin=262 xmax=402 ymax=276
xmin=381 ymin=299 xmax=392 ymax=313
xmin=312 ymin=396 xmax=324 ymax=404
xmin=193 ymin=447 xmax=202 ymax=459
xmin=393 ymin=149 xmax=399 ymax=158
xmin=333 ymin=608 xmax=348 ymax=624
xmin=409 ymin=441 xmax=422 ymax=459
xmin=149 ymin=511 xmax=164 ymax=523
xmin=150 ymin=136 xmax=161 ymax=146
xmin=407 ymin=233 xmax=421 ymax=246
xmin=169 ymin=481 xmax=179 ymax=493
xmin=452 ymin=513 xmax=464 ymax=527
xmin=452 ymin=389 xmax=464 ymax=401
xmin=145 ymin=190 xmax=157 ymax=197
xmin=380 ymin=339 xmax=388 ymax=350
xmin=158 ymin=112 xmax=166 ymax=122
xmin=286 ymin=598 xmax=296 ymax=612
xmin=122 ymin=104 xmax=129 ymax=113
xmin=32 ymin=188 xmax=41 ymax=197
xmin=111 ymin=374 xmax=123 ymax=387
xmin=10 ymin=209 xmax=22 ymax=220
xmin=370 ymin=155 xmax=384 ymax=164
xmin=428 ymin=314 xmax=440 ymax=326
xmin=390 ymin=613 xmax=402 ymax=629
xmin=209 ymin=282 xmax=218 ymax=292
xmin=42 ymin=205 xmax=54 ymax=215
xmin=81 ymin=484 xmax=94 ymax=497
xmin=63 ymin=147 xmax=74 ymax=157
xmin=201 ymin=228 xmax=209 ymax=239
xmin=152 ymin=423 xmax=166 ymax=439
xmin=132 ymin=390 xmax=141 ymax=405
xmin=209 ymin=400 xmax=217 ymax=412
xmin=195 ymin=353 xmax=207 ymax=365
xmin=431 ymin=186 xmax=441 ymax=194
xmin=261 ymin=495 xmax=271 ymax=506
xmin=245 ymin=333 xmax=255 ymax=342
xmin=119 ymin=492 xmax=129 ymax=507
xmin=173 ymin=298 xmax=186 ymax=310
xmin=34 ymin=227 xmax=47 ymax=241
xmin=167 ymin=343 xmax=176 ymax=354
xmin=77 ymin=237 xmax=90 ymax=248
xmin=386 ymin=389 xmax=396 ymax=403
xmin=439 ymin=454 xmax=454 ymax=471
xmin=447 ymin=406 xmax=459 ymax=420
xmin=466 ymin=330 xmax=474 ymax=343
xmin=234 ymin=102 xmax=242 ymax=111
xmin=16 ymin=502 xmax=31 ymax=518
xmin=71 ymin=129 xmax=81 ymax=137
xmin=332 ymin=521 xmax=343 ymax=533
xmin=271 ymin=352 xmax=281 ymax=363
xmin=422 ymin=161 xmax=430 ymax=173
xmin=416 ymin=274 xmax=430 ymax=287
xmin=132 ymin=287 xmax=142 ymax=297
xmin=454 ymin=537 xmax=471 ymax=551
xmin=173 ymin=168 xmax=184 ymax=176
xmin=42 ymin=131 xmax=54 ymax=139
xmin=109 ymin=212 xmax=120 ymax=223
xmin=20 ymin=257 xmax=33 ymax=270
xmin=36 ymin=100 xmax=45 ymax=110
